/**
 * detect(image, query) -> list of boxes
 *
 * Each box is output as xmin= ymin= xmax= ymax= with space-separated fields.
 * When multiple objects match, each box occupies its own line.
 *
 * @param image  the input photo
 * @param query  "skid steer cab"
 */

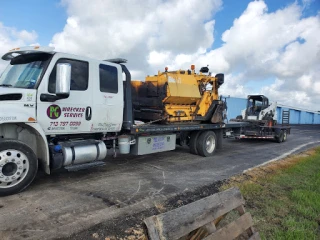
xmin=237 ymin=95 xmax=277 ymax=123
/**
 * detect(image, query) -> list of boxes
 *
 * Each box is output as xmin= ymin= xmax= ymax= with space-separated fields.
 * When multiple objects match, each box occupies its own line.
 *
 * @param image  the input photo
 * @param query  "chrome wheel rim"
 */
xmin=205 ymin=135 xmax=216 ymax=153
xmin=283 ymin=131 xmax=287 ymax=141
xmin=0 ymin=149 xmax=29 ymax=188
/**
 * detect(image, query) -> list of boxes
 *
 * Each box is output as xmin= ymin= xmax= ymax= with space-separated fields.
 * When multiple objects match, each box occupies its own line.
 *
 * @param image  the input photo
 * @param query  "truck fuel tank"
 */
xmin=49 ymin=140 xmax=107 ymax=170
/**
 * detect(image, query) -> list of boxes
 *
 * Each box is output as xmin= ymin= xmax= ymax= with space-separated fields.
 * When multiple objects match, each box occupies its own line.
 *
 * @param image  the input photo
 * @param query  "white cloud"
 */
xmin=261 ymin=78 xmax=313 ymax=109
xmin=219 ymin=73 xmax=249 ymax=97
xmin=0 ymin=22 xmax=38 ymax=71
xmin=50 ymin=0 xmax=222 ymax=79
xmin=296 ymin=74 xmax=312 ymax=90
xmin=147 ymin=51 xmax=171 ymax=66
xmin=15 ymin=30 xmax=37 ymax=42
xmin=314 ymin=82 xmax=320 ymax=94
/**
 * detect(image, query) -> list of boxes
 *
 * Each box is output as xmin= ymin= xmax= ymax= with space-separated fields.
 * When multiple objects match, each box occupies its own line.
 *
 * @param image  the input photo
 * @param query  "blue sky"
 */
xmin=0 ymin=0 xmax=66 ymax=44
xmin=0 ymin=0 xmax=319 ymax=110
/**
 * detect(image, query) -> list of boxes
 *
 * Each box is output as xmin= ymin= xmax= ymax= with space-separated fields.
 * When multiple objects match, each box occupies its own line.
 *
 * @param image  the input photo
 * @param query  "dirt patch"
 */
xmin=56 ymin=181 xmax=224 ymax=240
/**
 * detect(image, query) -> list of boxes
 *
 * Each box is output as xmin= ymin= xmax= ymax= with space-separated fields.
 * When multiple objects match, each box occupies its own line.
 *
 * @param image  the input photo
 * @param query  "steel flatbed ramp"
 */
xmin=225 ymin=121 xmax=251 ymax=128
xmin=131 ymin=121 xmax=250 ymax=134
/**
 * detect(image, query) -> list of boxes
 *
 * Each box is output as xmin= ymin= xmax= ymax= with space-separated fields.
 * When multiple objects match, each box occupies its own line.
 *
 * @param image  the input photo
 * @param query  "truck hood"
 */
xmin=0 ymin=87 xmax=37 ymax=123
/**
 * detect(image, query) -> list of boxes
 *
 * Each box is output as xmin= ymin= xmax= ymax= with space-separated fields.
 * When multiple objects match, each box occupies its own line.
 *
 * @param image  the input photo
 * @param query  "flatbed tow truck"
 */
xmin=0 ymin=46 xmax=290 ymax=196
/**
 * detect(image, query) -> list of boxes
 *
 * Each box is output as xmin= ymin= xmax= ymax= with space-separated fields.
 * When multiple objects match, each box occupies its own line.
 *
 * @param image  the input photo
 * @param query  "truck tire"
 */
xmin=196 ymin=131 xmax=217 ymax=157
xmin=275 ymin=130 xmax=284 ymax=143
xmin=283 ymin=130 xmax=287 ymax=142
xmin=0 ymin=139 xmax=38 ymax=196
xmin=189 ymin=131 xmax=201 ymax=155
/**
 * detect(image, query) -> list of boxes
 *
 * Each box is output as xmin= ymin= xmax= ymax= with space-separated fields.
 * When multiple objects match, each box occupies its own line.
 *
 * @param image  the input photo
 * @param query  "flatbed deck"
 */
xmin=130 ymin=121 xmax=251 ymax=134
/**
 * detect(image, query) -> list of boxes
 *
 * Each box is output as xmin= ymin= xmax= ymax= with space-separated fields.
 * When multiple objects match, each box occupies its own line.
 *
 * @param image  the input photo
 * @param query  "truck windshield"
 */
xmin=0 ymin=53 xmax=52 ymax=89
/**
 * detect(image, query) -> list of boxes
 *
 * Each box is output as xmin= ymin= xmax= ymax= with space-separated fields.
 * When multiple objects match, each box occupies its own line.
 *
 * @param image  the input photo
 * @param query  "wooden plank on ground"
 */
xmin=248 ymin=232 xmax=261 ymax=240
xmin=203 ymin=212 xmax=253 ymax=240
xmin=187 ymin=221 xmax=216 ymax=240
xmin=237 ymin=205 xmax=254 ymax=236
xmin=144 ymin=187 xmax=244 ymax=240
xmin=203 ymin=221 xmax=216 ymax=233
xmin=236 ymin=205 xmax=246 ymax=215
xmin=144 ymin=216 xmax=161 ymax=240
xmin=189 ymin=227 xmax=207 ymax=240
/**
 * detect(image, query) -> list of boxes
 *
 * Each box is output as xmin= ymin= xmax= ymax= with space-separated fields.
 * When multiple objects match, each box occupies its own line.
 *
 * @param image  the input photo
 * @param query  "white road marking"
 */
xmin=163 ymin=171 xmax=166 ymax=185
xmin=126 ymin=180 xmax=142 ymax=202
xmin=293 ymin=130 xmax=320 ymax=133
xmin=243 ymin=141 xmax=320 ymax=173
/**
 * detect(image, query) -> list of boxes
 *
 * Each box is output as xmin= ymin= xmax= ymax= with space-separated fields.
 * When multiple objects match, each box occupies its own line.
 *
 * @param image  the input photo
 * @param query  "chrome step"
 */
xmin=65 ymin=161 xmax=106 ymax=172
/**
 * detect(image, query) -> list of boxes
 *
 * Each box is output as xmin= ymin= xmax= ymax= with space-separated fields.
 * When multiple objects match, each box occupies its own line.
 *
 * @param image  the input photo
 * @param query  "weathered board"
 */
xmin=203 ymin=212 xmax=252 ymax=240
xmin=248 ymin=232 xmax=261 ymax=240
xmin=144 ymin=187 xmax=260 ymax=240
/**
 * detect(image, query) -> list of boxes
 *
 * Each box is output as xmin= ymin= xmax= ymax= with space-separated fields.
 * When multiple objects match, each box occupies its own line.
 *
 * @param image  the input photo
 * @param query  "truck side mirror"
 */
xmin=56 ymin=63 xmax=71 ymax=97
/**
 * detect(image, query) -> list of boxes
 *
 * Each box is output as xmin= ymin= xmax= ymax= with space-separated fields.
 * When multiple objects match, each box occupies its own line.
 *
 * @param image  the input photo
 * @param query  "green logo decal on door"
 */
xmin=47 ymin=105 xmax=61 ymax=119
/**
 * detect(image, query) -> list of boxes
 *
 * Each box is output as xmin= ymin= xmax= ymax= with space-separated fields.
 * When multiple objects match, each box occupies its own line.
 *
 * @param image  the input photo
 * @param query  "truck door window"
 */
xmin=48 ymin=59 xmax=88 ymax=93
xmin=99 ymin=64 xmax=118 ymax=93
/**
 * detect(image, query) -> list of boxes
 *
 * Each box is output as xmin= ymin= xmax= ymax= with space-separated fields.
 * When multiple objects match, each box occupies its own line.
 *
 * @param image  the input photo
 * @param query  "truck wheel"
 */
xmin=0 ymin=140 xmax=38 ymax=196
xmin=196 ymin=131 xmax=217 ymax=157
xmin=283 ymin=130 xmax=287 ymax=142
xmin=189 ymin=131 xmax=201 ymax=155
xmin=275 ymin=130 xmax=284 ymax=143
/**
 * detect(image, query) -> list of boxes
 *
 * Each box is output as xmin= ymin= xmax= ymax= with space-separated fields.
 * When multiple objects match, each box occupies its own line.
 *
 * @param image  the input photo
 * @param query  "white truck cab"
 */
xmin=1 ymin=46 xmax=124 ymax=134
xmin=0 ymin=46 xmax=129 ymax=196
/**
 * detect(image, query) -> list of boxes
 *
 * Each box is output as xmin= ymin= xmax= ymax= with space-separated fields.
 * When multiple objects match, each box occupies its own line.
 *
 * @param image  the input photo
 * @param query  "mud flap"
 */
xmin=211 ymin=104 xmax=224 ymax=123
xmin=215 ymin=129 xmax=223 ymax=150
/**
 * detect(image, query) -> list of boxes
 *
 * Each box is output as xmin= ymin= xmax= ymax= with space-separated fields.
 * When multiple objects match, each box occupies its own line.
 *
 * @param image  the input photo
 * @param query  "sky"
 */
xmin=0 ymin=0 xmax=319 ymax=111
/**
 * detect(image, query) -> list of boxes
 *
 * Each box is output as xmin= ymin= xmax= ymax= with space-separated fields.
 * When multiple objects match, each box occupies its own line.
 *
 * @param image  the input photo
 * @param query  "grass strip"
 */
xmin=221 ymin=147 xmax=320 ymax=240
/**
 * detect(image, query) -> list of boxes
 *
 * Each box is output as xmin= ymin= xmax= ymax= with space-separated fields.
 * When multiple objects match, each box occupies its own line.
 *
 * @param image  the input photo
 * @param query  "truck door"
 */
xmin=90 ymin=62 xmax=123 ymax=132
xmin=37 ymin=56 xmax=93 ymax=134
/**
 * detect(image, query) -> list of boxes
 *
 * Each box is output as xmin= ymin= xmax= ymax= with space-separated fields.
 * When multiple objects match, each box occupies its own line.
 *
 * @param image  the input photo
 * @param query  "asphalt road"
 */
xmin=1 ymin=125 xmax=320 ymax=240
